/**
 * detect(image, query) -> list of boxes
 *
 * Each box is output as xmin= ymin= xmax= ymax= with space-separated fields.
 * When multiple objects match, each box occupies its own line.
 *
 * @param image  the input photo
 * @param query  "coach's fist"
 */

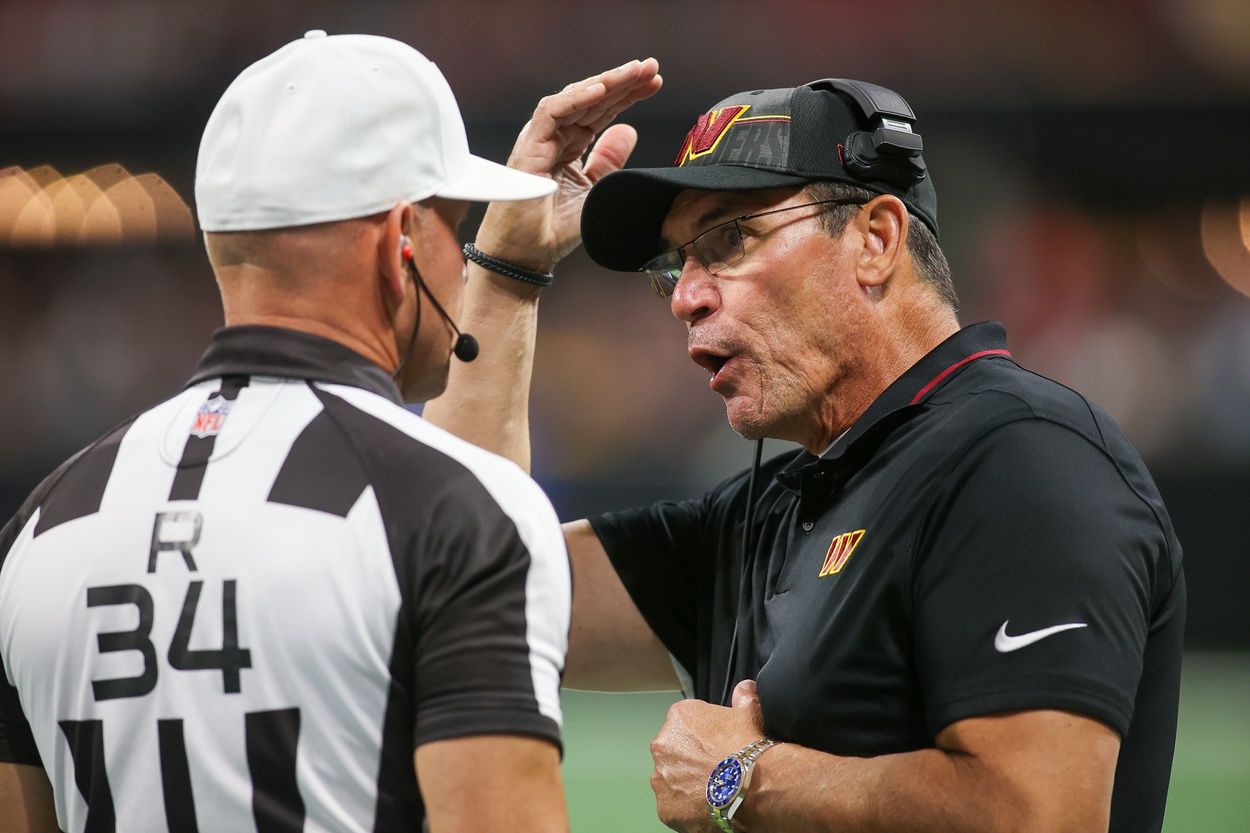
xmin=649 ymin=680 xmax=768 ymax=833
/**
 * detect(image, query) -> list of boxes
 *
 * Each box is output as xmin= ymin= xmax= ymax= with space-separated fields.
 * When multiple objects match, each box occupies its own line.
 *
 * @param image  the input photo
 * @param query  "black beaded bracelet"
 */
xmin=463 ymin=243 xmax=555 ymax=287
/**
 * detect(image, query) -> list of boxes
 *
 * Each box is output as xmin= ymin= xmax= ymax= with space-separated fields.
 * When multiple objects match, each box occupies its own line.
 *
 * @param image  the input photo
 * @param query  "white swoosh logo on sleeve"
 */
xmin=994 ymin=620 xmax=1088 ymax=653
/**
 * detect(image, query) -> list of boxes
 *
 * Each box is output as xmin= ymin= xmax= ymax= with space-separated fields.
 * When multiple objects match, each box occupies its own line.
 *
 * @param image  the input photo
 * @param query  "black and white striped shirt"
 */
xmin=0 ymin=326 xmax=571 ymax=833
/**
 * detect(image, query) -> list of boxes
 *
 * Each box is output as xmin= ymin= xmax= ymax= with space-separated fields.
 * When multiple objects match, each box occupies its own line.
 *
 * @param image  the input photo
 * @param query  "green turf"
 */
xmin=560 ymin=652 xmax=1250 ymax=832
xmin=1162 ymin=654 xmax=1250 ymax=833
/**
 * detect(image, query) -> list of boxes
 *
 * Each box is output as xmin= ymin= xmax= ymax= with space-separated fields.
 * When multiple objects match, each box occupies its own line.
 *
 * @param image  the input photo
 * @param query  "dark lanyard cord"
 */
xmin=718 ymin=437 xmax=765 ymax=706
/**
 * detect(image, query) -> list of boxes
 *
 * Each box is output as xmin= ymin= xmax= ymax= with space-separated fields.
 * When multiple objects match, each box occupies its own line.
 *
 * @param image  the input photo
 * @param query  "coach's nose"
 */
xmin=670 ymin=258 xmax=720 ymax=325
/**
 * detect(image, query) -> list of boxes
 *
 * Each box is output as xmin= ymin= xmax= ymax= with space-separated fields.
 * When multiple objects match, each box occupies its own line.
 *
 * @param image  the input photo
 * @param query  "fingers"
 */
xmin=541 ymin=80 xmax=609 ymax=122
xmin=583 ymin=123 xmax=639 ymax=183
xmin=531 ymin=58 xmax=660 ymax=136
xmin=731 ymin=679 xmax=759 ymax=710
xmin=499 ymin=59 xmax=659 ymax=201
xmin=569 ymin=60 xmax=662 ymax=129
xmin=731 ymin=679 xmax=765 ymax=730
xmin=585 ymin=73 xmax=663 ymax=135
xmin=581 ymin=62 xmax=662 ymax=119
xmin=581 ymin=57 xmax=660 ymax=113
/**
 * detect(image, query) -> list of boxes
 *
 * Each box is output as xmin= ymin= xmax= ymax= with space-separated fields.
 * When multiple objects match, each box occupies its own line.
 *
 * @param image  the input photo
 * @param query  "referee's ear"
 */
xmin=379 ymin=201 xmax=415 ymax=308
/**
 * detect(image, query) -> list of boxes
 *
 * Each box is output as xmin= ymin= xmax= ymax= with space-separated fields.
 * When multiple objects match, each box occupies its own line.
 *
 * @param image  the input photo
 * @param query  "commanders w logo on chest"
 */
xmin=818 ymin=529 xmax=865 ymax=577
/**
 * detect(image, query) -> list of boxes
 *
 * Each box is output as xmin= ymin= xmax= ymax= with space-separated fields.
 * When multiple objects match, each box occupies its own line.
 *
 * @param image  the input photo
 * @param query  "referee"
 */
xmin=0 ymin=34 xmax=659 ymax=833
xmin=424 ymin=78 xmax=1185 ymax=833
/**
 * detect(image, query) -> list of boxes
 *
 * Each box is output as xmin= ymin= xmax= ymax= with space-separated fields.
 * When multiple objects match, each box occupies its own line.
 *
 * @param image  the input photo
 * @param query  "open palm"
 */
xmin=475 ymin=58 xmax=662 ymax=272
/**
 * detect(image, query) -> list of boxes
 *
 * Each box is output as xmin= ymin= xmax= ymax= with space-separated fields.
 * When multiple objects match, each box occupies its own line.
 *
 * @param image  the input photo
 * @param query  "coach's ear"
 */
xmin=379 ymin=202 xmax=414 ymax=308
xmin=854 ymin=194 xmax=908 ymax=294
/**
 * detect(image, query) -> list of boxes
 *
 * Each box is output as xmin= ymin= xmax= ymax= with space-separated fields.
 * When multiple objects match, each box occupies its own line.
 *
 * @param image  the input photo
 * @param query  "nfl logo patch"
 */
xmin=191 ymin=395 xmax=232 ymax=439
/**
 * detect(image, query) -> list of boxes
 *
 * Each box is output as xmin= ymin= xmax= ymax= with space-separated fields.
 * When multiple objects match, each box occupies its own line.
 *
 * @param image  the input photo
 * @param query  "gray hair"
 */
xmin=805 ymin=181 xmax=958 ymax=311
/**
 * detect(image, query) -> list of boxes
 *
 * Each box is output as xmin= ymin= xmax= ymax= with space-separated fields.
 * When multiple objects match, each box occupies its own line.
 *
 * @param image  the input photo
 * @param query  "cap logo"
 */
xmin=674 ymin=105 xmax=751 ymax=166
xmin=674 ymin=104 xmax=795 ymax=167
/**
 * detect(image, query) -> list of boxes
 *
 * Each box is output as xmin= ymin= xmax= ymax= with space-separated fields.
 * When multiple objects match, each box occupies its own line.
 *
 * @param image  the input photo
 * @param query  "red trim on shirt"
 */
xmin=910 ymin=349 xmax=1013 ymax=405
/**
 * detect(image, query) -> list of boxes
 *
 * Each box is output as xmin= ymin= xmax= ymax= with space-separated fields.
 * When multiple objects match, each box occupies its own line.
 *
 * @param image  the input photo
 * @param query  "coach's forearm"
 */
xmin=736 ymin=719 xmax=1113 ymax=833
xmin=422 ymin=264 xmax=541 ymax=471
xmin=737 ymin=745 xmax=1018 ymax=833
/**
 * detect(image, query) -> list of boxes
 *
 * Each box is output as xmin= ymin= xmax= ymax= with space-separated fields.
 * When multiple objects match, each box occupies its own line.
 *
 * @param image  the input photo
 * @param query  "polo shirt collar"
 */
xmin=777 ymin=321 xmax=1013 ymax=490
xmin=186 ymin=325 xmax=404 ymax=405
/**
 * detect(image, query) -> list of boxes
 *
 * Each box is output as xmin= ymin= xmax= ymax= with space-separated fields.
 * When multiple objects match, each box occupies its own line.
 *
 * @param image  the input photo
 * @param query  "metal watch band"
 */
xmin=735 ymin=738 xmax=776 ymax=768
xmin=712 ymin=810 xmax=737 ymax=833
xmin=708 ymin=738 xmax=777 ymax=833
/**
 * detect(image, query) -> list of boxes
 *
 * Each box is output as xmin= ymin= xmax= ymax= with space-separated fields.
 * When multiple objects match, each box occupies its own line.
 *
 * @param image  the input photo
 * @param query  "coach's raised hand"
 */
xmin=474 ymin=58 xmax=662 ymax=273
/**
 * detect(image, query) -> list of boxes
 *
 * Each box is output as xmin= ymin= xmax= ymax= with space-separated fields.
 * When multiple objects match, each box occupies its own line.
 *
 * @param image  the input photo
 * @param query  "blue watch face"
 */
xmin=706 ymin=757 xmax=745 ymax=808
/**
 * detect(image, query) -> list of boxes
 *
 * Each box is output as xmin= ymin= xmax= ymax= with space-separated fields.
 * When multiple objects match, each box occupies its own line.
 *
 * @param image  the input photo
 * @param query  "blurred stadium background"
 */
xmin=2 ymin=0 xmax=1247 ymax=829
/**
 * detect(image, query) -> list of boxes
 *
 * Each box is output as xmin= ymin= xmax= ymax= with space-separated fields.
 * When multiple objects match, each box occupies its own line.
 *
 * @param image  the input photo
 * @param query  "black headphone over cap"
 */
xmin=805 ymin=78 xmax=928 ymax=191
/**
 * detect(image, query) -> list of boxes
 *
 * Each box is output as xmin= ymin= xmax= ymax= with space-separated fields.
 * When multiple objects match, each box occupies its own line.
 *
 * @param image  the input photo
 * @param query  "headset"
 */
xmin=805 ymin=78 xmax=928 ymax=190
xmin=398 ymin=235 xmax=479 ymax=368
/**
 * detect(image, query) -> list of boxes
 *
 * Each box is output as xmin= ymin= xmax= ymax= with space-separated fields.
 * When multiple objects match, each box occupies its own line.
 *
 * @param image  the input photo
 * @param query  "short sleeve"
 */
xmin=411 ymin=469 xmax=570 ymax=751
xmin=1 ymin=476 xmax=59 ymax=766
xmin=589 ymin=496 xmax=711 ymax=677
xmin=912 ymin=418 xmax=1173 ymax=737
xmin=0 ymin=536 xmax=40 ymax=764
xmin=0 ymin=677 xmax=39 ymax=765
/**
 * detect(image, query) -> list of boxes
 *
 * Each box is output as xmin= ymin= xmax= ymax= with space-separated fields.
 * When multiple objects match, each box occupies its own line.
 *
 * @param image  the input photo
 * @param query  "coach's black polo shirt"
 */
xmin=591 ymin=321 xmax=1185 ymax=833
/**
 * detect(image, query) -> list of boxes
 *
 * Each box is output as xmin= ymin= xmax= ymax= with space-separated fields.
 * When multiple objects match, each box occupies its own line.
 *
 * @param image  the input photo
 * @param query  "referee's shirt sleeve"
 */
xmin=0 ymin=499 xmax=44 ymax=766
xmin=911 ymin=418 xmax=1174 ymax=738
xmin=409 ymin=467 xmax=570 ymax=750
xmin=0 ymin=467 xmax=64 ymax=765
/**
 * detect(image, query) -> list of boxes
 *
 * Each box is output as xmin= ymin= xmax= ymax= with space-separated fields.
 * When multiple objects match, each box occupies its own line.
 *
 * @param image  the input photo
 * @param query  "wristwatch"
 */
xmin=706 ymin=738 xmax=777 ymax=833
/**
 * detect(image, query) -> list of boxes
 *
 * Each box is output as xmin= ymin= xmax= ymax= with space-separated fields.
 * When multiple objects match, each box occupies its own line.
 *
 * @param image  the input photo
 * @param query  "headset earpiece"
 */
xmin=395 ymin=232 xmax=479 ymax=365
xmin=805 ymin=78 xmax=928 ymax=190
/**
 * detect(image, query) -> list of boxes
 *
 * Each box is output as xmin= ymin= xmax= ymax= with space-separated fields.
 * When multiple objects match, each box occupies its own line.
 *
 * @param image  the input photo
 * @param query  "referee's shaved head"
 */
xmin=201 ymin=196 xmax=470 ymax=404
xmin=202 ymin=212 xmax=405 ymax=380
xmin=204 ymin=215 xmax=383 ymax=275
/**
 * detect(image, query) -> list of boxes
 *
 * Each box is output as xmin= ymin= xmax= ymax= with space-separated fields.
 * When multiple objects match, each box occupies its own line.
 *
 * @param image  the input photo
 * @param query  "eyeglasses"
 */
xmin=641 ymin=198 xmax=868 ymax=298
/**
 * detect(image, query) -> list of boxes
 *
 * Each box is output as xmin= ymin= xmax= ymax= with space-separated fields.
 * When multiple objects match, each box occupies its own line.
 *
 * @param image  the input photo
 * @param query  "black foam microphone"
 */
xmin=401 ymin=238 xmax=479 ymax=363
xmin=419 ymin=283 xmax=479 ymax=362
xmin=453 ymin=331 xmax=480 ymax=362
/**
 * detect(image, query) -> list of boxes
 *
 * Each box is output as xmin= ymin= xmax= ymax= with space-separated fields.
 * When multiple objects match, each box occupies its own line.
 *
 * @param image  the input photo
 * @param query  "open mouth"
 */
xmin=690 ymin=348 xmax=734 ymax=384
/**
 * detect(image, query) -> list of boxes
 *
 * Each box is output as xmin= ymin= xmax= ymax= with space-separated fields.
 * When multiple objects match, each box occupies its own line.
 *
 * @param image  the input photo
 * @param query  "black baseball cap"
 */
xmin=581 ymin=78 xmax=939 ymax=272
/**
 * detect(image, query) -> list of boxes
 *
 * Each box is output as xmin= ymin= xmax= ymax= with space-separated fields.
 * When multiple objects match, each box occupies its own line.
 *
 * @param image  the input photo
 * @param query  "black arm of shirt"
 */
xmin=589 ymin=492 xmax=712 ymax=677
xmin=589 ymin=452 xmax=795 ymax=695
xmin=910 ymin=417 xmax=1181 ymax=737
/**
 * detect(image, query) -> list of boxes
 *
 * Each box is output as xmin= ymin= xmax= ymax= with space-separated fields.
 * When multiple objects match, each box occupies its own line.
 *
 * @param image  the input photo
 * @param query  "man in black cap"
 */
xmin=425 ymin=78 xmax=1184 ymax=833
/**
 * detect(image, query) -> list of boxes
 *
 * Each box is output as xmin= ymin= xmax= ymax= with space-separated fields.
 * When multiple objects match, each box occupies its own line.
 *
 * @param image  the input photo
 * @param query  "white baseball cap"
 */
xmin=196 ymin=31 xmax=555 ymax=232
